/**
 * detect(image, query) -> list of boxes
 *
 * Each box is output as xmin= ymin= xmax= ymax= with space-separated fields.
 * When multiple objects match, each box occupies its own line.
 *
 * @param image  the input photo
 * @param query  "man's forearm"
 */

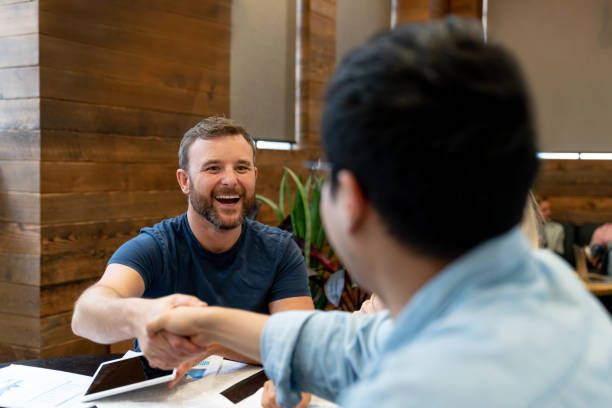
xmin=193 ymin=307 xmax=269 ymax=362
xmin=72 ymin=285 xmax=143 ymax=343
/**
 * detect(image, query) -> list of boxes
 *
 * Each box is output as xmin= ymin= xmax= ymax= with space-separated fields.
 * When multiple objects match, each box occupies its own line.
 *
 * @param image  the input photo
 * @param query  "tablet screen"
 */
xmin=84 ymin=355 xmax=174 ymax=396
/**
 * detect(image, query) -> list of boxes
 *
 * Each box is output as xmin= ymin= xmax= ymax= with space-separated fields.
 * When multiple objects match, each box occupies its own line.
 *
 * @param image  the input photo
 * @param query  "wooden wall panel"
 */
xmin=0 ymin=35 xmax=38 ymax=67
xmin=0 ymin=192 xmax=40 ymax=223
xmin=0 ymin=310 xmax=104 ymax=359
xmin=38 ymin=12 xmax=228 ymax=71
xmin=41 ymin=162 xmax=178 ymax=193
xmin=1 ymin=0 xmax=233 ymax=361
xmin=0 ymin=222 xmax=40 ymax=255
xmin=296 ymin=0 xmax=336 ymax=151
xmin=534 ymin=159 xmax=612 ymax=225
xmin=0 ymin=5 xmax=41 ymax=363
xmin=39 ymin=279 xmax=97 ymax=317
xmin=31 ymin=0 xmax=231 ymax=360
xmin=0 ymin=282 xmax=39 ymax=316
xmin=0 ymin=343 xmax=40 ymax=362
xmin=40 ymin=67 xmax=228 ymax=116
xmin=0 ymin=313 xmax=40 ymax=347
xmin=0 ymin=66 xmax=39 ymax=99
xmin=449 ymin=0 xmax=482 ymax=18
xmin=0 ymin=99 xmax=39 ymax=129
xmin=41 ymin=217 xmax=158 ymax=285
xmin=39 ymin=337 xmax=107 ymax=358
xmin=40 ymin=99 xmax=201 ymax=137
xmin=0 ymin=0 xmax=37 ymax=37
xmin=394 ymin=0 xmax=430 ymax=23
xmin=0 ymin=160 xmax=38 ymax=192
xmin=41 ymin=131 xmax=178 ymax=163
xmin=0 ymin=253 xmax=39 ymax=286
xmin=0 ymin=130 xmax=40 ymax=160
xmin=39 ymin=36 xmax=229 ymax=95
xmin=41 ymin=191 xmax=185 ymax=225
xmin=0 ymin=337 xmax=108 ymax=362
xmin=393 ymin=0 xmax=481 ymax=25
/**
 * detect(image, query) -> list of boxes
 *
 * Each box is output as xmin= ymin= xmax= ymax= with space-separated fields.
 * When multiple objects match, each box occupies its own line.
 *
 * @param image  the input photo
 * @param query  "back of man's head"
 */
xmin=321 ymin=17 xmax=539 ymax=258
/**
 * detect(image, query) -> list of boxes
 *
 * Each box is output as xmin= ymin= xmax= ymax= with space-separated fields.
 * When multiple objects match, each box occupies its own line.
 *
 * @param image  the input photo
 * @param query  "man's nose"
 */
xmin=220 ymin=169 xmax=238 ymax=186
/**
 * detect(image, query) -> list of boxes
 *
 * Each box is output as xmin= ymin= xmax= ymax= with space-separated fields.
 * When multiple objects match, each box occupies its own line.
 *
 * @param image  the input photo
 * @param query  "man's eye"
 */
xmin=237 ymin=166 xmax=250 ymax=172
xmin=206 ymin=166 xmax=220 ymax=172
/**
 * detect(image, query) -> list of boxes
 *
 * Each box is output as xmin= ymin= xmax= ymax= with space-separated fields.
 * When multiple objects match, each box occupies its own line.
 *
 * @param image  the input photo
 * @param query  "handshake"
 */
xmin=135 ymin=294 xmax=267 ymax=387
xmin=137 ymin=294 xmax=311 ymax=408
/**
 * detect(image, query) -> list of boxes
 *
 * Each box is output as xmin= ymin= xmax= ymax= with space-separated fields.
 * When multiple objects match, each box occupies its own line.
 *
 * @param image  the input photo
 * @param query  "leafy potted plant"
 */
xmin=257 ymin=166 xmax=367 ymax=311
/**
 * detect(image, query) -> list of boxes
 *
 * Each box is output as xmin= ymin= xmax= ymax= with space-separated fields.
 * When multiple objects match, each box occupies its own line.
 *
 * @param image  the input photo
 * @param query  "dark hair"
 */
xmin=321 ymin=18 xmax=539 ymax=258
xmin=179 ymin=116 xmax=256 ymax=171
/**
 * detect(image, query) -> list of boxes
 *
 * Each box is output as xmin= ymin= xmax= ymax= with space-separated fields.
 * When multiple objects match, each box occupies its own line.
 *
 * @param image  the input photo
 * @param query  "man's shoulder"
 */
xmin=140 ymin=213 xmax=187 ymax=240
xmin=244 ymin=218 xmax=293 ymax=244
xmin=351 ymin=312 xmax=612 ymax=407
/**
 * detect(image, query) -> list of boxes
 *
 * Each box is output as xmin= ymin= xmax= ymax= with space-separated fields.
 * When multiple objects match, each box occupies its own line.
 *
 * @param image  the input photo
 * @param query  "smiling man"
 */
xmin=71 ymin=117 xmax=313 ymax=382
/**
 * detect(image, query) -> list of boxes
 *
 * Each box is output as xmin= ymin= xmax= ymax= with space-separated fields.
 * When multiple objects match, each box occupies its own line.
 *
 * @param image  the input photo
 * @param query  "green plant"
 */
xmin=257 ymin=167 xmax=367 ymax=310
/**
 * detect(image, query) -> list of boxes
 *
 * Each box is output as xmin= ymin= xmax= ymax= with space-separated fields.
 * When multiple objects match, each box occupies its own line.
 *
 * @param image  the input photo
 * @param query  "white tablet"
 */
xmin=81 ymin=353 xmax=176 ymax=402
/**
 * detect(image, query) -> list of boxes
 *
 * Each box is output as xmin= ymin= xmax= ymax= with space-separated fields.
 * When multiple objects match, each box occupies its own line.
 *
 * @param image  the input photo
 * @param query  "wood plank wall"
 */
xmin=535 ymin=160 xmax=612 ymax=225
xmin=394 ymin=0 xmax=482 ymax=24
xmin=0 ymin=0 xmax=232 ymax=362
xmin=0 ymin=0 xmax=43 ymax=362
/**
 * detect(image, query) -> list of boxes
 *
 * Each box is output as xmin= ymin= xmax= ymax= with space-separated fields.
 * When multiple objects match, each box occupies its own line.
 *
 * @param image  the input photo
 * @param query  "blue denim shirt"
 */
xmin=261 ymin=228 xmax=612 ymax=407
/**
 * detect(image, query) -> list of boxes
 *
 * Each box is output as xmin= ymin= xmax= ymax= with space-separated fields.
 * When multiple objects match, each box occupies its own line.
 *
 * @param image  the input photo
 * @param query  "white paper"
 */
xmin=217 ymin=358 xmax=248 ymax=375
xmin=234 ymin=387 xmax=264 ymax=408
xmin=186 ymin=355 xmax=223 ymax=379
xmin=0 ymin=364 xmax=93 ymax=408
xmin=233 ymin=387 xmax=338 ymax=408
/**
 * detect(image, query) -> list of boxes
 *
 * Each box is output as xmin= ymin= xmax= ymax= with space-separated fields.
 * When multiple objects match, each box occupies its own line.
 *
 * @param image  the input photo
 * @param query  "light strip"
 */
xmin=537 ymin=152 xmax=580 ymax=160
xmin=579 ymin=153 xmax=612 ymax=160
xmin=255 ymin=140 xmax=293 ymax=151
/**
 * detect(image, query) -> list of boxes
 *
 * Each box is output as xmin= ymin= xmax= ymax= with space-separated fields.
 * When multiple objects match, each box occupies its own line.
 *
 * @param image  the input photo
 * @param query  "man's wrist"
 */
xmin=196 ymin=306 xmax=224 ymax=337
xmin=124 ymin=297 xmax=149 ymax=338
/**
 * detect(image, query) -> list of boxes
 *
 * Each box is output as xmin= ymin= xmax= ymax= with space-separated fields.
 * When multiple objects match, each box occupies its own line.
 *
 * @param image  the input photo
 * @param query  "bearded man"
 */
xmin=72 ymin=116 xmax=313 ymax=384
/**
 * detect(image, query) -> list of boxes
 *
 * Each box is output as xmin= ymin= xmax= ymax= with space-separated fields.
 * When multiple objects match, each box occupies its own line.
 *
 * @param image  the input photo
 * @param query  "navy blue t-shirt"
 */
xmin=108 ymin=213 xmax=310 ymax=314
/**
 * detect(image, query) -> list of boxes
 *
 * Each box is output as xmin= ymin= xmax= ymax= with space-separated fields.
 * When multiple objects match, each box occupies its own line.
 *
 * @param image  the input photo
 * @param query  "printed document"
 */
xmin=0 ymin=364 xmax=93 ymax=408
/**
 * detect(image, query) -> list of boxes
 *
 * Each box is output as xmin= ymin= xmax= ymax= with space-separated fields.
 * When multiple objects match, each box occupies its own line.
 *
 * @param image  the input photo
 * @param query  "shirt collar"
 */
xmin=385 ymin=227 xmax=531 ymax=351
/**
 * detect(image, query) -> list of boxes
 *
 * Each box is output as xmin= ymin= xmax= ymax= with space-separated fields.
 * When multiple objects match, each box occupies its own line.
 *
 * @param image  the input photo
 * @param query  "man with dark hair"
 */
xmin=144 ymin=19 xmax=612 ymax=406
xmin=72 ymin=116 xmax=313 ymax=384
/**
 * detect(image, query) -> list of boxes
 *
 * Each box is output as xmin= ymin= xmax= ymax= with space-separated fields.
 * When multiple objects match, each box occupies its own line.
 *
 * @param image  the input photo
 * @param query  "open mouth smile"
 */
xmin=215 ymin=194 xmax=241 ymax=205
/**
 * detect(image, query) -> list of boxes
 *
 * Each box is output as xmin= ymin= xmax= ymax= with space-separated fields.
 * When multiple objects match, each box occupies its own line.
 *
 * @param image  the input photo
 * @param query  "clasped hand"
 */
xmin=137 ymin=294 xmax=208 ymax=374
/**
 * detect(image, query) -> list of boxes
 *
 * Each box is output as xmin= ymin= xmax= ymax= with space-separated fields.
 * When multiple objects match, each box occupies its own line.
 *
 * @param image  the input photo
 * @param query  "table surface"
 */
xmin=0 ymin=354 xmax=268 ymax=404
xmin=584 ymin=280 xmax=612 ymax=296
xmin=0 ymin=354 xmax=122 ymax=376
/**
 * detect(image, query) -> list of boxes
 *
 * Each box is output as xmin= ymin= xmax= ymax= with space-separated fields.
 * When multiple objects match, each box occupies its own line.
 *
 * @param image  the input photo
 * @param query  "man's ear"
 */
xmin=177 ymin=169 xmax=190 ymax=195
xmin=336 ymin=170 xmax=368 ymax=233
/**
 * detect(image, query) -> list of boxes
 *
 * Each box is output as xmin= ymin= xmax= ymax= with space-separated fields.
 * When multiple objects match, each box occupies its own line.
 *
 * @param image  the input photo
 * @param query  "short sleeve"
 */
xmin=107 ymin=233 xmax=164 ymax=292
xmin=268 ymin=236 xmax=310 ymax=302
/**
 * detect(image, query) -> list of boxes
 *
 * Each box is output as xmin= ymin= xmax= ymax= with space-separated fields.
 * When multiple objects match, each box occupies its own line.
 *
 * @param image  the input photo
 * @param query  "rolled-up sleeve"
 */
xmin=261 ymin=310 xmax=392 ymax=407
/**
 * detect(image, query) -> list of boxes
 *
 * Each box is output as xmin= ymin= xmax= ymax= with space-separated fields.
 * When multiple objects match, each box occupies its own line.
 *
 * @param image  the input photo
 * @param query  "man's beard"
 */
xmin=189 ymin=181 xmax=255 ymax=230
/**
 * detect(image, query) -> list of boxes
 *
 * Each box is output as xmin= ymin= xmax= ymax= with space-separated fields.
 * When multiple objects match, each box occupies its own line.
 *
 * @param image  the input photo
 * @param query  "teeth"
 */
xmin=216 ymin=195 xmax=239 ymax=199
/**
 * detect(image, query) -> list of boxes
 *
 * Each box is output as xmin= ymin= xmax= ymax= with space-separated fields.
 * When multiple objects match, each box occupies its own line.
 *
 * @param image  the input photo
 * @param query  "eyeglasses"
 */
xmin=303 ymin=159 xmax=333 ymax=185
xmin=303 ymin=159 xmax=332 ymax=172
